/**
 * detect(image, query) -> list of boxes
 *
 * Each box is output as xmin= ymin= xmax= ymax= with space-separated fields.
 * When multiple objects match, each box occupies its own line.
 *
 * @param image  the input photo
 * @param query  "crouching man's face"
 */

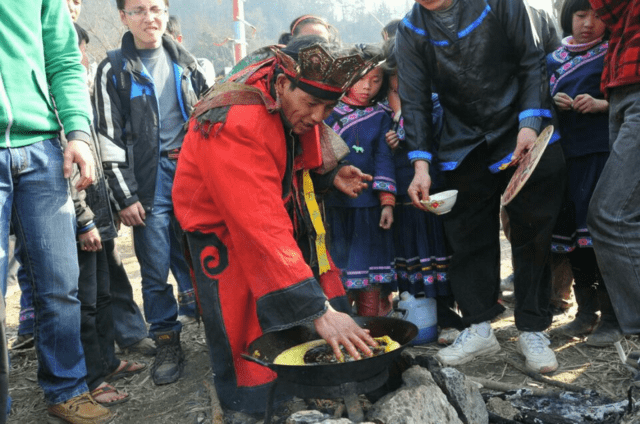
xmin=275 ymin=74 xmax=337 ymax=135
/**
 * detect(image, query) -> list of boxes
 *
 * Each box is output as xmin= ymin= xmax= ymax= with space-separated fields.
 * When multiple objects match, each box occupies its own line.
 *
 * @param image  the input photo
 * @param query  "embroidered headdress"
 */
xmin=275 ymin=42 xmax=381 ymax=101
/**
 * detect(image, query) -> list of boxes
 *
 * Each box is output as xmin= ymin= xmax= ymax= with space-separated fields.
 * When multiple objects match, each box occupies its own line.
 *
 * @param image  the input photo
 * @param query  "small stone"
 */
xmin=286 ymin=410 xmax=331 ymax=424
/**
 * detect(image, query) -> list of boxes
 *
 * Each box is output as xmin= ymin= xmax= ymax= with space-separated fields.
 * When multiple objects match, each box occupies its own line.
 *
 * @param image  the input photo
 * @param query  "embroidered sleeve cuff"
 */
xmin=372 ymin=178 xmax=397 ymax=194
xmin=66 ymin=130 xmax=92 ymax=146
xmin=379 ymin=192 xmax=396 ymax=207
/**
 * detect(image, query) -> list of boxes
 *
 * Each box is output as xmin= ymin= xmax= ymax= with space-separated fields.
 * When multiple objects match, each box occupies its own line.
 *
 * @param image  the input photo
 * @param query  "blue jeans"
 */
xmin=133 ymin=157 xmax=191 ymax=337
xmin=0 ymin=139 xmax=88 ymax=404
xmin=588 ymin=83 xmax=640 ymax=335
xmin=9 ymin=236 xmax=35 ymax=336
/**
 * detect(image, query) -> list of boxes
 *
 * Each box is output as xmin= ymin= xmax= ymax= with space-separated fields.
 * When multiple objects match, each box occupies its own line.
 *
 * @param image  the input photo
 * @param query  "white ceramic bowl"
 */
xmin=420 ymin=190 xmax=458 ymax=215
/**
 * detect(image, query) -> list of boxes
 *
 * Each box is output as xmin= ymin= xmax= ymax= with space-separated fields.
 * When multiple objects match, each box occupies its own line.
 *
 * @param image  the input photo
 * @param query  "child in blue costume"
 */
xmin=324 ymin=44 xmax=397 ymax=317
xmin=548 ymin=0 xmax=621 ymax=345
xmin=382 ymin=37 xmax=463 ymax=344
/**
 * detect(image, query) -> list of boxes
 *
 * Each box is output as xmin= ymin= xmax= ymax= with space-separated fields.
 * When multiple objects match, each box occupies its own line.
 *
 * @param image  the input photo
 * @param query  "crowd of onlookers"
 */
xmin=2 ymin=0 xmax=640 ymax=422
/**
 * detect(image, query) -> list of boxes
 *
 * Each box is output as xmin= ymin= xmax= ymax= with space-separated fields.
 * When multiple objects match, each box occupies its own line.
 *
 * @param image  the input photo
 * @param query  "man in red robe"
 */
xmin=172 ymin=37 xmax=378 ymax=413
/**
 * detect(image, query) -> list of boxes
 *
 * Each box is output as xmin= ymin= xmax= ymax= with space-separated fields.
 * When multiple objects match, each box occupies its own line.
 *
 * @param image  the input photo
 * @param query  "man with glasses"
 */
xmin=94 ymin=0 xmax=208 ymax=385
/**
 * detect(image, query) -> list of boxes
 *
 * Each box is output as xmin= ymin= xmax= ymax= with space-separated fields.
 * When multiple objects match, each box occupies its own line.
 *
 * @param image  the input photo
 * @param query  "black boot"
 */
xmin=552 ymin=313 xmax=598 ymax=338
xmin=152 ymin=330 xmax=184 ymax=385
xmin=586 ymin=316 xmax=623 ymax=346
xmin=586 ymin=283 xmax=623 ymax=347
xmin=627 ymin=351 xmax=640 ymax=370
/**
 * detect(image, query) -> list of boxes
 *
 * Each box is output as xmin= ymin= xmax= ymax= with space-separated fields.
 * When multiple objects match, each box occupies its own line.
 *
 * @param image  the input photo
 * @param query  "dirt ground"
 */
xmin=4 ymin=227 xmax=639 ymax=423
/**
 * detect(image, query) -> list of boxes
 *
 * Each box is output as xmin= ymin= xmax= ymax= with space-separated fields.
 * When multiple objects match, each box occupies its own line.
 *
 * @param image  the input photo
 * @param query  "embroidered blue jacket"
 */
xmin=396 ymin=0 xmax=558 ymax=172
xmin=324 ymin=102 xmax=396 ymax=208
xmin=547 ymin=40 xmax=609 ymax=159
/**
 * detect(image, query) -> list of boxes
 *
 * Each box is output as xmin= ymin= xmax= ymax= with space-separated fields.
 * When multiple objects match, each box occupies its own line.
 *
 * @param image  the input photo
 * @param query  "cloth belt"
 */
xmin=302 ymin=169 xmax=330 ymax=274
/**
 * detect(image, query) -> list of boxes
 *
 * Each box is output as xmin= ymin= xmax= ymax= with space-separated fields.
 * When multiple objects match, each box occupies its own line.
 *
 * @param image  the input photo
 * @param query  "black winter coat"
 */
xmin=396 ymin=0 xmax=555 ymax=172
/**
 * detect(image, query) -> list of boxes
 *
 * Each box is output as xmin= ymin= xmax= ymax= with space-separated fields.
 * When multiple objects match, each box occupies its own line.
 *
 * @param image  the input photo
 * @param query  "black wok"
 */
xmin=241 ymin=316 xmax=418 ymax=387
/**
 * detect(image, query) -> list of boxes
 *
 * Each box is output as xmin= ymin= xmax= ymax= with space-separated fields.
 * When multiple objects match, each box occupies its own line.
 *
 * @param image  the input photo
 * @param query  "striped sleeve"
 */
xmin=93 ymin=58 xmax=139 ymax=211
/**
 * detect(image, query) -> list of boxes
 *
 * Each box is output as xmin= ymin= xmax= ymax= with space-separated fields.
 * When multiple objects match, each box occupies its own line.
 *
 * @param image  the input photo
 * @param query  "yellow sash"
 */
xmin=302 ymin=170 xmax=330 ymax=274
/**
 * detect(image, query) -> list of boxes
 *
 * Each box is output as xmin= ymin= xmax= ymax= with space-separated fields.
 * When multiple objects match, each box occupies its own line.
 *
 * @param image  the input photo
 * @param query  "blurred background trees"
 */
xmin=78 ymin=0 xmax=413 ymax=76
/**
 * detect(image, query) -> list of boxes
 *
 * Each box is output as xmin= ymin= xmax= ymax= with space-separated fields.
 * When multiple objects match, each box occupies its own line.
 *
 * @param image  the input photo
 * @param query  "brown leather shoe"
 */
xmin=47 ymin=393 xmax=114 ymax=424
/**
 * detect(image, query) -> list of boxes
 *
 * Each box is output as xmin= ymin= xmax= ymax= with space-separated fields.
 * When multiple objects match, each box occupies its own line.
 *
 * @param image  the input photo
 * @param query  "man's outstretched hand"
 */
xmin=314 ymin=305 xmax=377 ymax=361
xmin=334 ymin=165 xmax=373 ymax=198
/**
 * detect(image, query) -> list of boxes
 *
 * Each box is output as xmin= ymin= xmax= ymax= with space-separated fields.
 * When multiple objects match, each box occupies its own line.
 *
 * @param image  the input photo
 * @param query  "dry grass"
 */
xmin=5 ymin=228 xmax=639 ymax=423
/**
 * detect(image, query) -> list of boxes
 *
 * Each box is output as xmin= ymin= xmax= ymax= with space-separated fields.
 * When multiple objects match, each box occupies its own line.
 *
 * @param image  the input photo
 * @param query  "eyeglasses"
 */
xmin=122 ymin=7 xmax=167 ymax=19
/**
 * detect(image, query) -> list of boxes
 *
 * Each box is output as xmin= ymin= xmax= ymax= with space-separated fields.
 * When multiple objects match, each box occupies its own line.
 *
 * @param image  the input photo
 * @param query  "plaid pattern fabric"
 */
xmin=590 ymin=0 xmax=640 ymax=95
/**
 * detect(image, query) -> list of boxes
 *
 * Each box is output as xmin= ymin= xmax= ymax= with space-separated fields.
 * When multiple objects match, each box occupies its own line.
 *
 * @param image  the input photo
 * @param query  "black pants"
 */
xmin=567 ymin=248 xmax=616 ymax=321
xmin=442 ymin=142 xmax=565 ymax=331
xmin=78 ymin=246 xmax=120 ymax=391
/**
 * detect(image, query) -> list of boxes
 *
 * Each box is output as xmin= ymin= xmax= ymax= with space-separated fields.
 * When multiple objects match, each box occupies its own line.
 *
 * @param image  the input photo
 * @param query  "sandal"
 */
xmin=105 ymin=359 xmax=147 ymax=382
xmin=90 ymin=384 xmax=130 ymax=406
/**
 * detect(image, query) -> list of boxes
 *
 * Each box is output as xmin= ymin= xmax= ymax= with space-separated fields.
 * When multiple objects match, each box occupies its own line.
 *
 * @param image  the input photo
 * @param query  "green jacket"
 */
xmin=0 ymin=0 xmax=91 ymax=148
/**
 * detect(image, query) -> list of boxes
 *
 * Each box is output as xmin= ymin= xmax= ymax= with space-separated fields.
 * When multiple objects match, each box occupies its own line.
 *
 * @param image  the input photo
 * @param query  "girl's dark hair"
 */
xmin=166 ymin=15 xmax=181 ymax=39
xmin=381 ymin=37 xmax=397 ymax=74
xmin=381 ymin=19 xmax=401 ymax=41
xmin=349 ymin=43 xmax=389 ymax=104
xmin=74 ymin=22 xmax=90 ymax=46
xmin=559 ymin=0 xmax=594 ymax=36
xmin=278 ymin=15 xmax=338 ymax=45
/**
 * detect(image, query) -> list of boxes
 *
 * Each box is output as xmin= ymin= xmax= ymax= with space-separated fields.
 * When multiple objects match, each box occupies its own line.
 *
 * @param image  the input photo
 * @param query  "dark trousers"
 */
xmin=442 ymin=142 xmax=565 ymax=331
xmin=104 ymin=239 xmax=149 ymax=348
xmin=567 ymin=248 xmax=616 ymax=321
xmin=78 ymin=246 xmax=120 ymax=391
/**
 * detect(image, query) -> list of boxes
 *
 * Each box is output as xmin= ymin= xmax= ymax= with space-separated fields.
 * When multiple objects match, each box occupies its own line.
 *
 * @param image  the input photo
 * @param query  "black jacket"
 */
xmin=64 ymin=125 xmax=118 ymax=242
xmin=396 ymin=0 xmax=555 ymax=172
xmin=94 ymin=32 xmax=208 ymax=211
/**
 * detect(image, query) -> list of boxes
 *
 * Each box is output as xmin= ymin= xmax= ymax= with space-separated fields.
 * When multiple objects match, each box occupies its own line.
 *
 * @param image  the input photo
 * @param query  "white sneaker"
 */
xmin=435 ymin=325 xmax=501 ymax=366
xmin=517 ymin=331 xmax=558 ymax=373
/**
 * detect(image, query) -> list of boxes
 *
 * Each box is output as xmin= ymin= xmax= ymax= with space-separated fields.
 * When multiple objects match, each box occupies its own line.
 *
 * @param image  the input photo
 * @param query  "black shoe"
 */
xmin=151 ymin=331 xmax=184 ymax=385
xmin=627 ymin=351 xmax=640 ymax=370
xmin=125 ymin=337 xmax=157 ymax=356
xmin=586 ymin=318 xmax=623 ymax=347
xmin=11 ymin=334 xmax=34 ymax=350
xmin=552 ymin=314 xmax=598 ymax=338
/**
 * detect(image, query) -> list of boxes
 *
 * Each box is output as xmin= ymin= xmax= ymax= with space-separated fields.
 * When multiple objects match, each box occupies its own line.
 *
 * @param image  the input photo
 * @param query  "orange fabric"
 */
xmin=379 ymin=191 xmax=396 ymax=207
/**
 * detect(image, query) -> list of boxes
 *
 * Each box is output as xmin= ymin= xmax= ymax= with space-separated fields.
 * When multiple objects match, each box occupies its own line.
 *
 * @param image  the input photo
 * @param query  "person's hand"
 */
xmin=118 ymin=201 xmax=146 ymax=227
xmin=512 ymin=127 xmax=537 ymax=163
xmin=379 ymin=205 xmax=393 ymax=229
xmin=334 ymin=165 xmax=373 ymax=198
xmin=573 ymin=94 xmax=608 ymax=114
xmin=64 ymin=139 xmax=95 ymax=191
xmin=408 ymin=160 xmax=431 ymax=210
xmin=78 ymin=227 xmax=102 ymax=252
xmin=553 ymin=92 xmax=573 ymax=111
xmin=113 ymin=214 xmax=122 ymax=232
xmin=385 ymin=130 xmax=400 ymax=150
xmin=314 ymin=305 xmax=377 ymax=361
